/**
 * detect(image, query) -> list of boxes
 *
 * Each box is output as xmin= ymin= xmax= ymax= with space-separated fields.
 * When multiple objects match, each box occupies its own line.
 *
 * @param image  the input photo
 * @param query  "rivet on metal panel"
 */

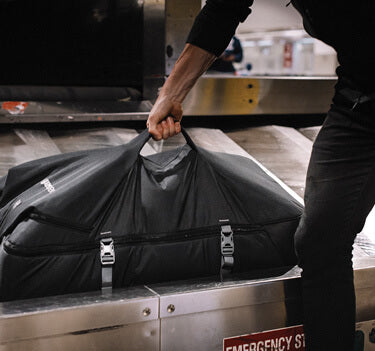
xmin=167 ymin=304 xmax=175 ymax=313
xmin=166 ymin=45 xmax=173 ymax=58
xmin=143 ymin=307 xmax=151 ymax=317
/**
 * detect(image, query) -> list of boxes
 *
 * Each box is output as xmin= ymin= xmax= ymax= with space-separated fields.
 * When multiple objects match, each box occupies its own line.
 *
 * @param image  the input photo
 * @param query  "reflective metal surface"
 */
xmin=49 ymin=128 xmax=125 ymax=153
xmin=153 ymin=257 xmax=375 ymax=351
xmin=1 ymin=77 xmax=337 ymax=123
xmin=1 ymin=258 xmax=374 ymax=350
xmin=0 ymin=131 xmax=38 ymax=177
xmin=165 ymin=0 xmax=201 ymax=75
xmin=160 ymin=303 xmax=292 ymax=351
xmin=0 ymin=287 xmax=159 ymax=348
xmin=184 ymin=76 xmax=337 ymax=116
xmin=226 ymin=125 xmax=310 ymax=198
xmin=0 ymin=101 xmax=152 ymax=124
xmin=298 ymin=126 xmax=321 ymax=142
xmin=2 ymin=321 xmax=159 ymax=351
xmin=14 ymin=129 xmax=61 ymax=158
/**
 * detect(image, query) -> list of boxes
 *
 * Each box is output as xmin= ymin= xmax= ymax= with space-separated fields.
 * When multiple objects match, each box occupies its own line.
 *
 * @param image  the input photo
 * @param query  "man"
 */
xmin=147 ymin=1 xmax=375 ymax=350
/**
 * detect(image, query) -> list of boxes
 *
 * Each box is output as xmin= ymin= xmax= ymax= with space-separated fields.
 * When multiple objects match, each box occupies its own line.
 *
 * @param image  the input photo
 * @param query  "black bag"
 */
xmin=0 ymin=129 xmax=303 ymax=301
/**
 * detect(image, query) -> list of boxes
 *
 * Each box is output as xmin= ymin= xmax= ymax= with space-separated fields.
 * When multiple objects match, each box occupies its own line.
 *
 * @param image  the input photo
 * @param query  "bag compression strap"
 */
xmin=100 ymin=232 xmax=115 ymax=291
xmin=220 ymin=219 xmax=234 ymax=281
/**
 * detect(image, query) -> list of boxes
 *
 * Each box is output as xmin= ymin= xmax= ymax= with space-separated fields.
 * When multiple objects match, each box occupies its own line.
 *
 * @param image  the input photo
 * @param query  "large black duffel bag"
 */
xmin=0 ymin=129 xmax=303 ymax=301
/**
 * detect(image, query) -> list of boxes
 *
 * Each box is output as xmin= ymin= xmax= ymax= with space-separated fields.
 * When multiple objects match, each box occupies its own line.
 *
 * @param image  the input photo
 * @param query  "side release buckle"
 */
xmin=220 ymin=219 xmax=234 ymax=271
xmin=100 ymin=238 xmax=115 ymax=265
xmin=100 ymin=235 xmax=115 ymax=292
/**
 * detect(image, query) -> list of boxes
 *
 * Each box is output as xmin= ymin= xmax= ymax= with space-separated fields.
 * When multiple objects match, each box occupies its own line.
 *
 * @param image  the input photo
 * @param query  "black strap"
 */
xmin=220 ymin=219 xmax=234 ymax=281
xmin=102 ymin=266 xmax=113 ymax=290
xmin=135 ymin=127 xmax=198 ymax=154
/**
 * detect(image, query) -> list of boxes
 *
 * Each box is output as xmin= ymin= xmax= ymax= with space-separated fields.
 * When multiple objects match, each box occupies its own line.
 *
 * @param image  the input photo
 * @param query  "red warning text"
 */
xmin=224 ymin=325 xmax=305 ymax=351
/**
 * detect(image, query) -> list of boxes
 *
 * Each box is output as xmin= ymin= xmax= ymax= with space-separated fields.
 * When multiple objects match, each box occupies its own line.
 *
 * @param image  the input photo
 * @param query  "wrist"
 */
xmin=155 ymin=93 xmax=182 ymax=108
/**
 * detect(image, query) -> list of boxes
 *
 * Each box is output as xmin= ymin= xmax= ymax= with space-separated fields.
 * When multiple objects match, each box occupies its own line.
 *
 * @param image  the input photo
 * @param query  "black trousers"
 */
xmin=294 ymin=82 xmax=375 ymax=350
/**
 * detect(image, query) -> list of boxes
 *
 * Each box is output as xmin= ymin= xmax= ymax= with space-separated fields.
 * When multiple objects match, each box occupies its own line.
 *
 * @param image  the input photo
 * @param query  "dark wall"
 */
xmin=0 ymin=0 xmax=143 ymax=88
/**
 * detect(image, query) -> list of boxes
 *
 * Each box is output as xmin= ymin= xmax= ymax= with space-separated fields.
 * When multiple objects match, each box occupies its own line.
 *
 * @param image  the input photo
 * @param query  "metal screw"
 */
xmin=167 ymin=304 xmax=175 ymax=313
xmin=143 ymin=307 xmax=151 ymax=317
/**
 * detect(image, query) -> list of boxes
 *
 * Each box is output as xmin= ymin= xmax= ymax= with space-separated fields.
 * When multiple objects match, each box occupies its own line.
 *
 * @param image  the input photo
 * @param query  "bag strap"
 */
xmin=131 ymin=127 xmax=198 ymax=155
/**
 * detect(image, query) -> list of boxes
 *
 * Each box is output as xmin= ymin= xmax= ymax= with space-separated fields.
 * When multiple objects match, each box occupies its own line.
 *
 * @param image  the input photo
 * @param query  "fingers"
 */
xmin=160 ymin=117 xmax=180 ymax=140
xmin=161 ymin=120 xmax=169 ymax=139
xmin=175 ymin=121 xmax=181 ymax=134
xmin=147 ymin=98 xmax=183 ymax=140
xmin=148 ymin=115 xmax=163 ymax=141
xmin=148 ymin=117 xmax=181 ymax=141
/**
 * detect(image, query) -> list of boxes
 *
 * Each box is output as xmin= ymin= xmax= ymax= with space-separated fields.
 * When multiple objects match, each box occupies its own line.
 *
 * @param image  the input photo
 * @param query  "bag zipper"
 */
xmin=3 ymin=223 xmax=264 ymax=258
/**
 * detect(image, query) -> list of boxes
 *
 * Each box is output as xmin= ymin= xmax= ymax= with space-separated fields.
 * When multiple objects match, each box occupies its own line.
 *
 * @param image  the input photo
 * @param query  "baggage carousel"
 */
xmin=0 ymin=124 xmax=375 ymax=350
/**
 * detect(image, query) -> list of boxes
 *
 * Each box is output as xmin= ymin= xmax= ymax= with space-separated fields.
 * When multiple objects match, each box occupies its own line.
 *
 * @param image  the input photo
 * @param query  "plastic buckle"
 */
xmin=220 ymin=219 xmax=234 ymax=270
xmin=100 ymin=238 xmax=115 ymax=265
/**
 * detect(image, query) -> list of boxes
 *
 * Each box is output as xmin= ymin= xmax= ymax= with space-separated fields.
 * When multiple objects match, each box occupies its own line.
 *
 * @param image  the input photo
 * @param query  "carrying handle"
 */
xmin=135 ymin=127 xmax=198 ymax=154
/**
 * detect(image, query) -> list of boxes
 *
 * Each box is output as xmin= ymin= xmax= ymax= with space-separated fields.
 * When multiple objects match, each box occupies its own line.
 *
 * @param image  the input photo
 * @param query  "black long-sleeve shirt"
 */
xmin=187 ymin=0 xmax=375 ymax=91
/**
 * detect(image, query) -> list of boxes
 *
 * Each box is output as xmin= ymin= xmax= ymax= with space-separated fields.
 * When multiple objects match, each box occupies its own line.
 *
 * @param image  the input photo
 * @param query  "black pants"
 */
xmin=294 ymin=83 xmax=375 ymax=351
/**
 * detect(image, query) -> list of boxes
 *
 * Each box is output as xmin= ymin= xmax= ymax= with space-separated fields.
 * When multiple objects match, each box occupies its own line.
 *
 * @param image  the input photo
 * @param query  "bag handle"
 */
xmin=133 ymin=127 xmax=198 ymax=154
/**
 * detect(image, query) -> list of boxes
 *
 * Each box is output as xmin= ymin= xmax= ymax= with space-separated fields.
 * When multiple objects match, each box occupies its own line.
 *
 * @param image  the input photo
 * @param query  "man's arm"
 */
xmin=147 ymin=0 xmax=253 ymax=140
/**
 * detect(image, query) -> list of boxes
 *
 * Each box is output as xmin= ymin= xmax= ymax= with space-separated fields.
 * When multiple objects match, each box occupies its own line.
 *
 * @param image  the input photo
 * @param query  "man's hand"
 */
xmin=147 ymin=96 xmax=183 ymax=141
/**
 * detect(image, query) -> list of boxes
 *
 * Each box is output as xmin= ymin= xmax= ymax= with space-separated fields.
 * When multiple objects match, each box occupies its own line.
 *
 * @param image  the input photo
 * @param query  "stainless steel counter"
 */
xmin=1 ymin=257 xmax=374 ymax=350
xmin=0 ymin=77 xmax=336 ymax=124
xmin=183 ymin=75 xmax=336 ymax=116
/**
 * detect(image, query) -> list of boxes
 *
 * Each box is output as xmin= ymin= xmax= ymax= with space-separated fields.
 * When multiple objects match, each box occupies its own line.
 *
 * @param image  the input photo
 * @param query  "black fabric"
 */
xmin=294 ymin=88 xmax=375 ymax=350
xmin=187 ymin=0 xmax=253 ymax=57
xmin=188 ymin=0 xmax=375 ymax=91
xmin=291 ymin=0 xmax=375 ymax=92
xmin=0 ymin=129 xmax=302 ymax=301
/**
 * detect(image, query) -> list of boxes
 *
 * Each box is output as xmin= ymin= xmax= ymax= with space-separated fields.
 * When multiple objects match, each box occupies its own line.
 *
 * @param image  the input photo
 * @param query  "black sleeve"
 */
xmin=186 ymin=0 xmax=253 ymax=57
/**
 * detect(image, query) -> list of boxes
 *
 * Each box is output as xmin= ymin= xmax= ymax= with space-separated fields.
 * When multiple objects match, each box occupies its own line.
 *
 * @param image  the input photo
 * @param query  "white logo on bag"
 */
xmin=12 ymin=199 xmax=22 ymax=209
xmin=40 ymin=178 xmax=55 ymax=194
